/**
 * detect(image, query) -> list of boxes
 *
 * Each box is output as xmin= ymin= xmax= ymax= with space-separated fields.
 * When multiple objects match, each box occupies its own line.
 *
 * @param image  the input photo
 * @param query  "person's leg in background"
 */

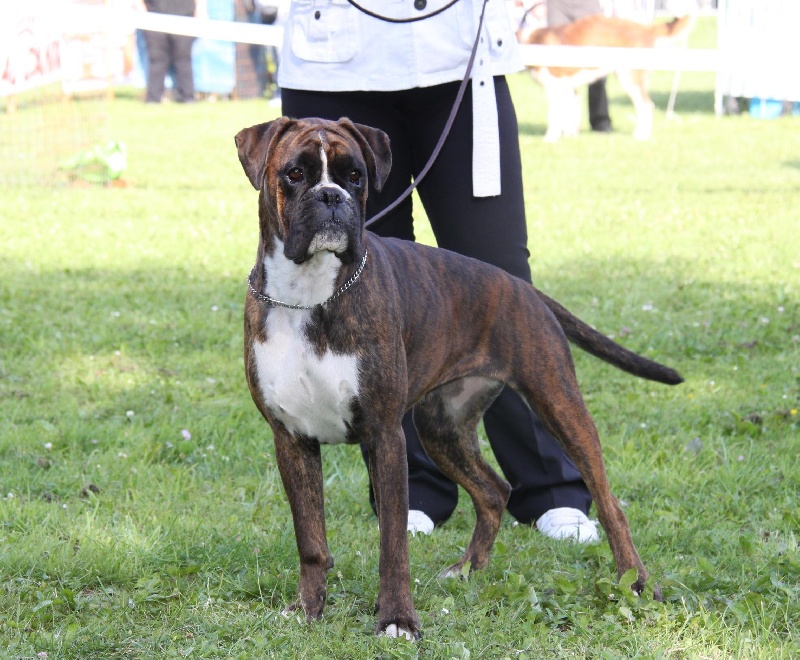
xmin=143 ymin=30 xmax=170 ymax=103
xmin=171 ymin=33 xmax=196 ymax=102
xmin=588 ymin=79 xmax=612 ymax=132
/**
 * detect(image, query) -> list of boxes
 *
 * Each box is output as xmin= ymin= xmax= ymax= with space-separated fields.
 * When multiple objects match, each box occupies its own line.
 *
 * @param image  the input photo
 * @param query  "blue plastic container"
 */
xmin=749 ymin=98 xmax=800 ymax=119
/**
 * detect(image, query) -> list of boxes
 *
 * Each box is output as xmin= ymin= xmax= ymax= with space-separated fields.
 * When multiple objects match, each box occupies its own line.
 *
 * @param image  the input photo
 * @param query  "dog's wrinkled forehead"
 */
xmin=235 ymin=117 xmax=392 ymax=193
xmin=278 ymin=126 xmax=361 ymax=171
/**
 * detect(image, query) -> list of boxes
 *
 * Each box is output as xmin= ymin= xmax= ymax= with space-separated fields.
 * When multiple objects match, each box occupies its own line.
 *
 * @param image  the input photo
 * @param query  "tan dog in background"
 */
xmin=518 ymin=14 xmax=694 ymax=141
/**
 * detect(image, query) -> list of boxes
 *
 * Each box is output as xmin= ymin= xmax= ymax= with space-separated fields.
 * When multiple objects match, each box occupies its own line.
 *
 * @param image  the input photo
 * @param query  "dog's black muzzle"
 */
xmin=283 ymin=185 xmax=363 ymax=265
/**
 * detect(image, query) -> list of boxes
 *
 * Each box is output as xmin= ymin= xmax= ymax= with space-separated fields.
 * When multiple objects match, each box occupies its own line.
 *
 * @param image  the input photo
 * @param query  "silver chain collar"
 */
xmin=247 ymin=249 xmax=368 ymax=310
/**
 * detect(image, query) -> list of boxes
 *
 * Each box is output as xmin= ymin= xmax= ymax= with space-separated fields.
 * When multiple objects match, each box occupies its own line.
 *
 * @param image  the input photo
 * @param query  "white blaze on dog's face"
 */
xmin=313 ymin=142 xmax=349 ymax=193
xmin=304 ymin=142 xmax=352 ymax=257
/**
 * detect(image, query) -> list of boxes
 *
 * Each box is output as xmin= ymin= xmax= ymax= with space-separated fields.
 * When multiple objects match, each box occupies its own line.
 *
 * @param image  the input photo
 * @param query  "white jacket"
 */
xmin=278 ymin=0 xmax=524 ymax=196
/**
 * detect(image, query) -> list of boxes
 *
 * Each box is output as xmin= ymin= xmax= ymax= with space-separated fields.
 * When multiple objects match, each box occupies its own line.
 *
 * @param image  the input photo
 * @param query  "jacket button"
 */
xmin=414 ymin=0 xmax=427 ymax=10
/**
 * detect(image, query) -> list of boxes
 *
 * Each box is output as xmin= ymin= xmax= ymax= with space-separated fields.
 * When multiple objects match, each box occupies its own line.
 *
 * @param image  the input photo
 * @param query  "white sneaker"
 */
xmin=535 ymin=507 xmax=600 ymax=543
xmin=407 ymin=509 xmax=435 ymax=536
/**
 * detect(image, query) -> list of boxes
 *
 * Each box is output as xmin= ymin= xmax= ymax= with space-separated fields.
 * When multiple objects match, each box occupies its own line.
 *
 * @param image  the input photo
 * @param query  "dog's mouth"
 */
xmin=282 ymin=192 xmax=363 ymax=265
xmin=284 ymin=222 xmax=361 ymax=265
xmin=307 ymin=227 xmax=349 ymax=257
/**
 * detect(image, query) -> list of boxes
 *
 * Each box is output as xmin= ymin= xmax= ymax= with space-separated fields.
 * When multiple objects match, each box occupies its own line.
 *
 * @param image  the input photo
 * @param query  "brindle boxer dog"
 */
xmin=235 ymin=117 xmax=682 ymax=640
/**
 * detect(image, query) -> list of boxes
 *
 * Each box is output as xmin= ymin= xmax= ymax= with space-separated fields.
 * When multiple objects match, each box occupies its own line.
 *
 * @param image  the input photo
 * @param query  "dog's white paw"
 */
xmin=438 ymin=567 xmax=460 ymax=579
xmin=438 ymin=561 xmax=470 ymax=580
xmin=381 ymin=624 xmax=416 ymax=641
xmin=280 ymin=605 xmax=304 ymax=620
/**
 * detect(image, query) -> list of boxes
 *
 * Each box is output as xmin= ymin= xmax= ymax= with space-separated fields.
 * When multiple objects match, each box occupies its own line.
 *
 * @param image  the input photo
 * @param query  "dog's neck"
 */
xmin=255 ymin=237 xmax=369 ymax=311
xmin=256 ymin=238 xmax=343 ymax=309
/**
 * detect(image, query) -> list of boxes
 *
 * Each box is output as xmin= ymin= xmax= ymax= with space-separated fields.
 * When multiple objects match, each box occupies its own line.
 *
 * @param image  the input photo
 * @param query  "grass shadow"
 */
xmin=3 ymin=252 xmax=796 ymax=429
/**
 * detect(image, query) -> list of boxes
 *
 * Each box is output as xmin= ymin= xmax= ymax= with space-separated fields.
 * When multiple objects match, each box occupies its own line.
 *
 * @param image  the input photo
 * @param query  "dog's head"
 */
xmin=235 ymin=117 xmax=391 ymax=265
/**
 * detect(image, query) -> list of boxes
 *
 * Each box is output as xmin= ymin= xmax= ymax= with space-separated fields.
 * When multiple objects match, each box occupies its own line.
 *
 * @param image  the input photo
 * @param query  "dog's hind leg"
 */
xmin=412 ymin=377 xmax=512 ymax=577
xmin=514 ymin=353 xmax=660 ymax=599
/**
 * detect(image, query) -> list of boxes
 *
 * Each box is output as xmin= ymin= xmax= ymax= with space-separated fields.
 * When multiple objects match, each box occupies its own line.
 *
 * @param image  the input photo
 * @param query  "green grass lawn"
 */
xmin=2 ymin=19 xmax=799 ymax=658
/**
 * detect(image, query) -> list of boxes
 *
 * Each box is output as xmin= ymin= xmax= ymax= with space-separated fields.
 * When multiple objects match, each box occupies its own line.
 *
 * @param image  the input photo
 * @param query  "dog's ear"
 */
xmin=336 ymin=118 xmax=392 ymax=192
xmin=234 ymin=118 xmax=294 ymax=191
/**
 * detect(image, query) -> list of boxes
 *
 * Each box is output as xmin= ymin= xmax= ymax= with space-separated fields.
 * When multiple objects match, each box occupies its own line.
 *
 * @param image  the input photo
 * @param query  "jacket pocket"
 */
xmin=289 ymin=0 xmax=360 ymax=63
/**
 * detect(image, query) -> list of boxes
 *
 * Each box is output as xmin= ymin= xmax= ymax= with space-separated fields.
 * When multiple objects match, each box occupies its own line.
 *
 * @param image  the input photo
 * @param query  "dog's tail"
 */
xmin=539 ymin=291 xmax=684 ymax=385
xmin=652 ymin=15 xmax=696 ymax=46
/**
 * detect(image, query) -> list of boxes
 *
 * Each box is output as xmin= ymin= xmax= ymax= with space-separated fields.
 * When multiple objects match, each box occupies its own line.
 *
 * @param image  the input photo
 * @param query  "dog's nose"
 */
xmin=315 ymin=186 xmax=344 ymax=208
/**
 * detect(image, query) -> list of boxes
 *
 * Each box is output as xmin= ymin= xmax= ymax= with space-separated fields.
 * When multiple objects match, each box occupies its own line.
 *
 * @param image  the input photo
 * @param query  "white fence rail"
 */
xmin=10 ymin=6 xmax=798 ymax=115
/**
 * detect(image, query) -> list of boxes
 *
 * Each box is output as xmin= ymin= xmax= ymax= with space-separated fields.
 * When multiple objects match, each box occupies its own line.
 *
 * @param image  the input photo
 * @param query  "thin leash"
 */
xmin=353 ymin=0 xmax=491 ymax=229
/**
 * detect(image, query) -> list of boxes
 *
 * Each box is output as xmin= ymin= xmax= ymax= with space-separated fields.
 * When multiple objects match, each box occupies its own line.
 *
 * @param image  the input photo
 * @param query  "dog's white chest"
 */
xmin=253 ymin=310 xmax=359 ymax=444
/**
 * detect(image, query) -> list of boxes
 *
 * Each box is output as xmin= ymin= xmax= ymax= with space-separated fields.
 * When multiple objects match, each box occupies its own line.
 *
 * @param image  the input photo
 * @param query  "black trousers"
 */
xmin=282 ymin=78 xmax=591 ymax=524
xmin=143 ymin=30 xmax=195 ymax=103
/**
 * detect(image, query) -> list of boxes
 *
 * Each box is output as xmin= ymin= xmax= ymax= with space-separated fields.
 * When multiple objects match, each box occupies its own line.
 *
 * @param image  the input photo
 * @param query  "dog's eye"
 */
xmin=287 ymin=167 xmax=303 ymax=183
xmin=348 ymin=170 xmax=361 ymax=185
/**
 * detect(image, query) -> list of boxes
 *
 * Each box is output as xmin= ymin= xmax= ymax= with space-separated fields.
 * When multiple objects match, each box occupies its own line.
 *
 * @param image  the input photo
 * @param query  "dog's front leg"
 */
xmin=616 ymin=69 xmax=654 ymax=140
xmin=542 ymin=75 xmax=571 ymax=142
xmin=272 ymin=426 xmax=333 ymax=620
xmin=366 ymin=429 xmax=421 ymax=640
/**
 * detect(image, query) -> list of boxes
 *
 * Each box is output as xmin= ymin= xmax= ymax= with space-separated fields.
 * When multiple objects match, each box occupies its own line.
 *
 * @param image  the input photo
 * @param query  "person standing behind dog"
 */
xmin=138 ymin=0 xmax=205 ymax=103
xmin=547 ymin=0 xmax=613 ymax=132
xmin=278 ymin=0 xmax=599 ymax=542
